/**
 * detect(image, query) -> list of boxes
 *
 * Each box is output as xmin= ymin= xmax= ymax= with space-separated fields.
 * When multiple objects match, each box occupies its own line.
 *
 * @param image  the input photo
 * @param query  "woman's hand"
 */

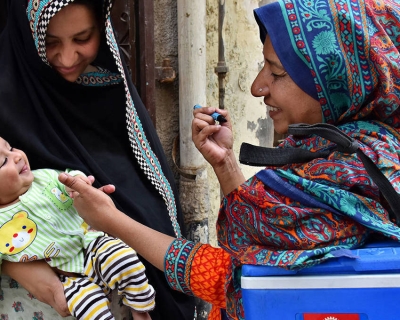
xmin=58 ymin=173 xmax=175 ymax=271
xmin=2 ymin=260 xmax=71 ymax=317
xmin=192 ymin=106 xmax=233 ymax=167
xmin=65 ymin=174 xmax=93 ymax=198
xmin=59 ymin=173 xmax=116 ymax=233
xmin=192 ymin=106 xmax=246 ymax=195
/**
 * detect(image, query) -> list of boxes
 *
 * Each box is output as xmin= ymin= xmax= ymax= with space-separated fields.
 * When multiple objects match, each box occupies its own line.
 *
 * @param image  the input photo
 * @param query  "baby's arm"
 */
xmin=1 ymin=260 xmax=71 ymax=316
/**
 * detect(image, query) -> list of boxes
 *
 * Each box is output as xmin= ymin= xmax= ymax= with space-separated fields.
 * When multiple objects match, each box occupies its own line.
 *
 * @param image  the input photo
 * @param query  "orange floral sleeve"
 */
xmin=164 ymin=239 xmax=231 ymax=319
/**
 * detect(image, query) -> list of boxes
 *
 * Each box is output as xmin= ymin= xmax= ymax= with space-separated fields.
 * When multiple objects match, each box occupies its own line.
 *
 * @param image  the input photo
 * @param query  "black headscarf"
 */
xmin=0 ymin=0 xmax=195 ymax=319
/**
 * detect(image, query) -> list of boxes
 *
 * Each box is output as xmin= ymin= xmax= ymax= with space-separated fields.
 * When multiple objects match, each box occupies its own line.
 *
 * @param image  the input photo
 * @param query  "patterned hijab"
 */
xmin=217 ymin=0 xmax=400 ymax=318
xmin=254 ymin=0 xmax=400 ymax=127
xmin=0 ymin=0 xmax=195 ymax=318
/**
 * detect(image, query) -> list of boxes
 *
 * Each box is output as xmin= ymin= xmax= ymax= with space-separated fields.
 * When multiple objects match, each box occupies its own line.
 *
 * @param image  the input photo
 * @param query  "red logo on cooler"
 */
xmin=303 ymin=314 xmax=360 ymax=320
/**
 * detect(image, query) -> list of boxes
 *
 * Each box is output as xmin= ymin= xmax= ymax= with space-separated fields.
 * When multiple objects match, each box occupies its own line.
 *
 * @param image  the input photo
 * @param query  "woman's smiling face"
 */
xmin=45 ymin=3 xmax=101 ymax=82
xmin=251 ymin=35 xmax=322 ymax=134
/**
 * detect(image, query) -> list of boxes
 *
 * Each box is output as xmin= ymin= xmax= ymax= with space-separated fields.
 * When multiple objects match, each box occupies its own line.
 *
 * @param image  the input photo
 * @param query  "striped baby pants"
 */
xmin=61 ymin=236 xmax=155 ymax=319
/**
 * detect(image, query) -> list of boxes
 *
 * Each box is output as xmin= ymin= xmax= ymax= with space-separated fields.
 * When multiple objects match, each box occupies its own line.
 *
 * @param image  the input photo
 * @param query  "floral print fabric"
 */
xmin=217 ymin=0 xmax=400 ymax=318
xmin=0 ymin=276 xmax=129 ymax=320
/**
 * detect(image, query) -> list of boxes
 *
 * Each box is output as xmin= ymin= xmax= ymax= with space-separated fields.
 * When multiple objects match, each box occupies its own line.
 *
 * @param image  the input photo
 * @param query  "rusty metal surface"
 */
xmin=155 ymin=58 xmax=176 ymax=83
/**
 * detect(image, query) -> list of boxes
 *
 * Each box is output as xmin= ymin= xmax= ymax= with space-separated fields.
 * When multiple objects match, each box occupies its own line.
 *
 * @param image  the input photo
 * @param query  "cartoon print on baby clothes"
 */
xmin=44 ymin=183 xmax=72 ymax=211
xmin=43 ymin=241 xmax=61 ymax=261
xmin=18 ymin=254 xmax=38 ymax=263
xmin=0 ymin=211 xmax=37 ymax=255
xmin=51 ymin=187 xmax=69 ymax=203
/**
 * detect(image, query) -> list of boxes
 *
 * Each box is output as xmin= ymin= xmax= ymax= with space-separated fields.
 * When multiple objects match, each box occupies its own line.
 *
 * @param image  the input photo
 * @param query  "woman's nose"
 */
xmin=251 ymin=72 xmax=268 ymax=97
xmin=58 ymin=45 xmax=77 ymax=67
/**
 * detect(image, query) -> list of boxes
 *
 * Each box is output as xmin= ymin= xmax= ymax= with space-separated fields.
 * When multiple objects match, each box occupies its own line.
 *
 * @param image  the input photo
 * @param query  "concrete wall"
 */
xmin=154 ymin=0 xmax=275 ymax=247
xmin=204 ymin=0 xmax=275 ymax=246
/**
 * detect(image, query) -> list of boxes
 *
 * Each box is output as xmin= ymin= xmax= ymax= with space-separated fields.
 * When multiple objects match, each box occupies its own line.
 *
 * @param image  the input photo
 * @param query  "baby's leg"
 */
xmin=131 ymin=310 xmax=152 ymax=320
xmin=61 ymin=275 xmax=114 ymax=320
xmin=84 ymin=237 xmax=155 ymax=314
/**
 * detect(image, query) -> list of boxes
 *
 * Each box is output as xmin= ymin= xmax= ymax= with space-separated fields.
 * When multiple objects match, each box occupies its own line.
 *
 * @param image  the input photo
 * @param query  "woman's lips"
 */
xmin=55 ymin=64 xmax=79 ymax=75
xmin=267 ymin=105 xmax=282 ymax=118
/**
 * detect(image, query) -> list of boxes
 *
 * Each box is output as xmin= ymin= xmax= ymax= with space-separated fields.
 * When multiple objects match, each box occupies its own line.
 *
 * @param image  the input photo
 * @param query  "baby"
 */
xmin=0 ymin=137 xmax=154 ymax=320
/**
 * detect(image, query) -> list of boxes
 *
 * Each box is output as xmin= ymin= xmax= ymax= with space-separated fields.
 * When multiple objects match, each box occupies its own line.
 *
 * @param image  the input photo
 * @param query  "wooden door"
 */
xmin=111 ymin=0 xmax=156 ymax=125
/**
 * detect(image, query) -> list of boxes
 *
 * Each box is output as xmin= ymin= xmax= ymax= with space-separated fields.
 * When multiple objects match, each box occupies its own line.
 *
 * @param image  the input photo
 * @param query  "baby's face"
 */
xmin=0 ymin=137 xmax=34 ymax=207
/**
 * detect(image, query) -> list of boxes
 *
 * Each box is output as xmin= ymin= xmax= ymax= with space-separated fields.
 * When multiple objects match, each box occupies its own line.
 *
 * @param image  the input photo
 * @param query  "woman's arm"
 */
xmin=58 ymin=173 xmax=175 ymax=271
xmin=192 ymin=106 xmax=246 ymax=195
xmin=59 ymin=173 xmax=232 ymax=310
xmin=2 ymin=260 xmax=71 ymax=317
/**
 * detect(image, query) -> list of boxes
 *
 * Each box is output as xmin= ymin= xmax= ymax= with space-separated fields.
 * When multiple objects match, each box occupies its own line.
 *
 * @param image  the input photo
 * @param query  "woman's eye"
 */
xmin=75 ymin=37 xmax=90 ymax=43
xmin=271 ymin=73 xmax=282 ymax=79
xmin=45 ymin=41 xmax=57 ymax=47
xmin=271 ymin=72 xmax=287 ymax=81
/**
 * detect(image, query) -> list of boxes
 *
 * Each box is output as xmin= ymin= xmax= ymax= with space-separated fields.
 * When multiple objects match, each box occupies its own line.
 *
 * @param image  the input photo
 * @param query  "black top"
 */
xmin=0 ymin=0 xmax=195 ymax=319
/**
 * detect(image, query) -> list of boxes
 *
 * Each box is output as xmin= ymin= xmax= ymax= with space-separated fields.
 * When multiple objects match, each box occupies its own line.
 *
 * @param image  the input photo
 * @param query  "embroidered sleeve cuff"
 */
xmin=164 ymin=238 xmax=202 ymax=295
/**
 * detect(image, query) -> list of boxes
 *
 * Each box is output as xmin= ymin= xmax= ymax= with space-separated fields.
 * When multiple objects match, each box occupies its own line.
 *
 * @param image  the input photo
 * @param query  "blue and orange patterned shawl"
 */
xmin=217 ymin=0 xmax=400 ymax=318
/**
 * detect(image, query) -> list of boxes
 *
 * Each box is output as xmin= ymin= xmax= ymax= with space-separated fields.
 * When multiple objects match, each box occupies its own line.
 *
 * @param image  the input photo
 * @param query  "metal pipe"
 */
xmin=214 ymin=0 xmax=229 ymax=110
xmin=177 ymin=4 xmax=211 ymax=317
xmin=177 ymin=0 xmax=210 ymax=235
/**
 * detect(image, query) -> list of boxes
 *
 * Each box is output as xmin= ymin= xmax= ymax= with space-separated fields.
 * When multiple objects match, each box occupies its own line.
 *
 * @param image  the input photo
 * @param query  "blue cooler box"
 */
xmin=241 ymin=241 xmax=400 ymax=320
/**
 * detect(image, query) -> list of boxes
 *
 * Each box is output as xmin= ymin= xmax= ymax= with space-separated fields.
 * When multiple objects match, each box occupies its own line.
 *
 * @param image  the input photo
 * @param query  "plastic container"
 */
xmin=241 ymin=241 xmax=400 ymax=320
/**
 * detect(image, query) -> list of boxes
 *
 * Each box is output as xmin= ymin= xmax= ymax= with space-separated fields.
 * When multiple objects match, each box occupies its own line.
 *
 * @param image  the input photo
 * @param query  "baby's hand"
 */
xmin=66 ymin=175 xmax=93 ymax=198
